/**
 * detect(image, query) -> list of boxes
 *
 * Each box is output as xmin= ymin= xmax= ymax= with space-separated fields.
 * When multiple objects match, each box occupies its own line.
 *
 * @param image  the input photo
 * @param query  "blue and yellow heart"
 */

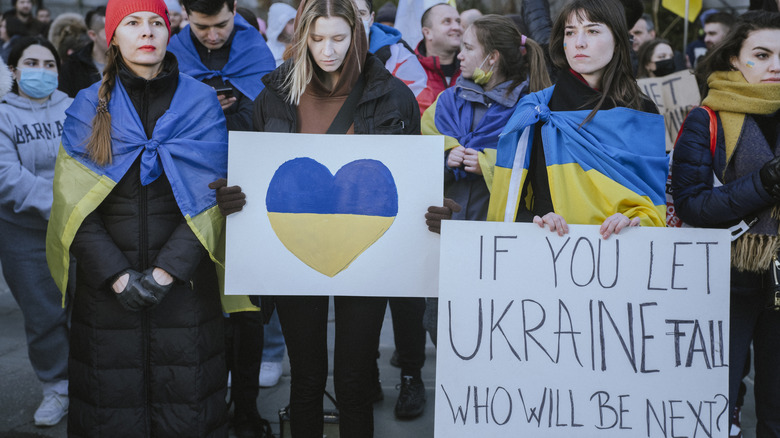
xmin=266 ymin=157 xmax=398 ymax=277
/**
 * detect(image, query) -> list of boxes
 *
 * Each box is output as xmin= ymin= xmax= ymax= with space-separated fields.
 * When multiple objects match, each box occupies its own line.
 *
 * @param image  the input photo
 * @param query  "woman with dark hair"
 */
xmin=46 ymin=0 xmax=254 ymax=435
xmin=486 ymin=0 xmax=667 ymax=235
xmin=636 ymin=38 xmax=676 ymax=78
xmin=672 ymin=11 xmax=780 ymax=435
xmin=212 ymin=0 xmax=419 ymax=435
xmin=0 ymin=35 xmax=71 ymax=427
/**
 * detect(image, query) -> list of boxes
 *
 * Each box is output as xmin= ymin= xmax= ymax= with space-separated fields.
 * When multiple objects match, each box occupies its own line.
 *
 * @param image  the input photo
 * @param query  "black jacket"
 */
xmin=59 ymin=41 xmax=102 ymax=98
xmin=253 ymin=53 xmax=421 ymax=135
xmin=68 ymin=54 xmax=228 ymax=438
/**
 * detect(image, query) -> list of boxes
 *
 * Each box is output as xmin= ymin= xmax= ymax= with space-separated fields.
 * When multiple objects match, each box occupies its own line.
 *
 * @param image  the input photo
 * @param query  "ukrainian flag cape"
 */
xmin=434 ymin=84 xmax=519 ymax=182
xmin=46 ymin=74 xmax=256 ymax=313
xmin=167 ymin=14 xmax=275 ymax=100
xmin=487 ymin=86 xmax=667 ymax=226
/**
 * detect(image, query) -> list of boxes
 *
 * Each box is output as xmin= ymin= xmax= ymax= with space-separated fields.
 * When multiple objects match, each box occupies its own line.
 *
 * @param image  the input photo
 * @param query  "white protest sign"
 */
xmin=435 ymin=221 xmax=730 ymax=437
xmin=224 ymin=132 xmax=443 ymax=297
xmin=638 ymin=70 xmax=701 ymax=151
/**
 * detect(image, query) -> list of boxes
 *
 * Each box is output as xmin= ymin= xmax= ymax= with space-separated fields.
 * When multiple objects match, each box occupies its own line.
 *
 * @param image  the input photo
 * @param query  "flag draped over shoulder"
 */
xmin=433 ymin=85 xmax=518 ymax=182
xmin=487 ymin=86 xmax=668 ymax=226
xmin=167 ymin=14 xmax=275 ymax=100
xmin=46 ymin=75 xmax=256 ymax=313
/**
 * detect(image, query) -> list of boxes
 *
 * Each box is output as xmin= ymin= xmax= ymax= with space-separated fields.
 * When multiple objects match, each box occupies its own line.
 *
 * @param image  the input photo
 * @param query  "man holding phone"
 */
xmin=168 ymin=0 xmax=274 ymax=131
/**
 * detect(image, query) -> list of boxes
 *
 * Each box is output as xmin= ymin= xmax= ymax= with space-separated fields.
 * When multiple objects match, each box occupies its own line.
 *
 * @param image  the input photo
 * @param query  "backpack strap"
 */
xmin=673 ymin=105 xmax=717 ymax=157
xmin=326 ymin=74 xmax=365 ymax=134
xmin=700 ymin=105 xmax=717 ymax=158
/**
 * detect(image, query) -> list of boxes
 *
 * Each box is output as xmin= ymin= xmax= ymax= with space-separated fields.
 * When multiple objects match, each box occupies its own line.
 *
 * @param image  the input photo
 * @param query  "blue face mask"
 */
xmin=17 ymin=68 xmax=58 ymax=99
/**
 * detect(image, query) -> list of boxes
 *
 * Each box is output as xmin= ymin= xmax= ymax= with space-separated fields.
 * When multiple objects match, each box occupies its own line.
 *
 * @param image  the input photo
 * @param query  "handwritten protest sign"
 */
xmin=224 ymin=132 xmax=443 ymax=297
xmin=436 ymin=221 xmax=730 ymax=437
xmin=638 ymin=70 xmax=701 ymax=151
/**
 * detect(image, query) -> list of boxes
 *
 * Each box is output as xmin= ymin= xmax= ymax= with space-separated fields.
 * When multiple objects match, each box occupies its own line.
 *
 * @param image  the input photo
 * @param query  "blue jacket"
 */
xmin=671 ymin=107 xmax=774 ymax=227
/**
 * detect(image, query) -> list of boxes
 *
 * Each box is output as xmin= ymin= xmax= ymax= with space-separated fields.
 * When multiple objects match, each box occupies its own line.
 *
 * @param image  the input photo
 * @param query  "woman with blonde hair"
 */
xmin=47 ymin=0 xmax=252 ymax=434
xmin=212 ymin=0 xmax=419 ymax=435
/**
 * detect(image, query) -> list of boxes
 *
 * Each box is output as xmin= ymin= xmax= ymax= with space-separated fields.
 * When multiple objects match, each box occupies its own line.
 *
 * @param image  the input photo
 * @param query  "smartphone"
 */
xmin=215 ymin=86 xmax=234 ymax=99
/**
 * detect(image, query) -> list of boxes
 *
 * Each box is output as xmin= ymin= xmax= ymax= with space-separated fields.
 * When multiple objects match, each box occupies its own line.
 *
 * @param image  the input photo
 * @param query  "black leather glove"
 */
xmin=140 ymin=268 xmax=174 ymax=304
xmin=425 ymin=198 xmax=462 ymax=234
xmin=115 ymin=270 xmax=158 ymax=311
xmin=208 ymin=178 xmax=246 ymax=216
xmin=760 ymin=155 xmax=780 ymax=198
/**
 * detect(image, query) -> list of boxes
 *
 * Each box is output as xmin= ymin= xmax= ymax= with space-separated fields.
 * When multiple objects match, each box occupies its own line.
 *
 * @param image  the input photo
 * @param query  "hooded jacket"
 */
xmin=368 ymin=23 xmax=426 ymax=97
xmin=0 ymin=90 xmax=71 ymax=228
xmin=265 ymin=2 xmax=297 ymax=67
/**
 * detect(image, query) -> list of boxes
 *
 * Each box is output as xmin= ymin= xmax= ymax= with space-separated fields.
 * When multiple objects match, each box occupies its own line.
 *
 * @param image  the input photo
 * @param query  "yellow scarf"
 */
xmin=702 ymin=70 xmax=780 ymax=164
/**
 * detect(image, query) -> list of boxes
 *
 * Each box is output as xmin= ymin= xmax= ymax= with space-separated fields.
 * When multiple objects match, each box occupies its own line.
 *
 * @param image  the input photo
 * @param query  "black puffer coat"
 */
xmin=68 ymin=56 xmax=228 ymax=438
xmin=253 ymin=53 xmax=421 ymax=135
xmin=58 ymin=41 xmax=102 ymax=98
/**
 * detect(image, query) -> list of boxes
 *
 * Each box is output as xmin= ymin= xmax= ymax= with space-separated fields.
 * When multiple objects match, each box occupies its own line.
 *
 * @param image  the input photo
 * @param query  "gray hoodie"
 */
xmin=0 ymin=90 xmax=73 ymax=228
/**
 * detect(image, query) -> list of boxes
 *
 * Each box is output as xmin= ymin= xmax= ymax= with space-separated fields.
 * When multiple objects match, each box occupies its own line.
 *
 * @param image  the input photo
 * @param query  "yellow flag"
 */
xmin=662 ymin=0 xmax=702 ymax=22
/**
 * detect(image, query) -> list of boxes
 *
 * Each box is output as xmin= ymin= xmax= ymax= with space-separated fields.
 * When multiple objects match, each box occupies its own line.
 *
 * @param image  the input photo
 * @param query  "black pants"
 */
xmin=225 ymin=311 xmax=264 ymax=415
xmin=276 ymin=295 xmax=386 ymax=438
xmin=729 ymin=269 xmax=780 ymax=437
xmin=388 ymin=297 xmax=427 ymax=378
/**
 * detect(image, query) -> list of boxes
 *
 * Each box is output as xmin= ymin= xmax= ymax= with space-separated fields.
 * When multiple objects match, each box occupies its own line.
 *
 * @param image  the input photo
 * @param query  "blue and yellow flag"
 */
xmin=487 ymin=87 xmax=668 ymax=226
xmin=167 ymin=14 xmax=275 ymax=100
xmin=265 ymin=157 xmax=398 ymax=278
xmin=46 ymin=75 xmax=256 ymax=312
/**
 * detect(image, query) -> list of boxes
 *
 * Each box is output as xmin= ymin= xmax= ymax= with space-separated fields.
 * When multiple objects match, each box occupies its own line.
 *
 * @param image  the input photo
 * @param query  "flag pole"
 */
xmin=684 ymin=0 xmax=690 ymax=49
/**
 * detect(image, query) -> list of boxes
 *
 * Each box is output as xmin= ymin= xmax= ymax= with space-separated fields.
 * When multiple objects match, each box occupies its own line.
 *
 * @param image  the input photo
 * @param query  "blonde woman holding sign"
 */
xmin=212 ymin=0 xmax=420 ymax=436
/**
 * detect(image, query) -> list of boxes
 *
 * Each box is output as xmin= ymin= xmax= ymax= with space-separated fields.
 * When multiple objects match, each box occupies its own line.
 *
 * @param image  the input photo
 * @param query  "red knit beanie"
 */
xmin=104 ymin=0 xmax=171 ymax=48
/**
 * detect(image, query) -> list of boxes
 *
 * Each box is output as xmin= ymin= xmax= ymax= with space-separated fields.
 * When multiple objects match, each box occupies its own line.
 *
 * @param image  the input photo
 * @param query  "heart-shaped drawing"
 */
xmin=266 ymin=157 xmax=398 ymax=277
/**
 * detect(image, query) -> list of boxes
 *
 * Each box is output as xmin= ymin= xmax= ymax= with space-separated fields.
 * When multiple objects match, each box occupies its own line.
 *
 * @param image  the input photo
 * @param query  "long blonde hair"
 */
xmin=283 ymin=0 xmax=361 ymax=105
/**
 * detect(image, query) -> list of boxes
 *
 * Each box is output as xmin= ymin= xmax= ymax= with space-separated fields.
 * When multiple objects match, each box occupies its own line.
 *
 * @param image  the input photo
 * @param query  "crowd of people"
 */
xmin=1 ymin=0 xmax=779 ymax=437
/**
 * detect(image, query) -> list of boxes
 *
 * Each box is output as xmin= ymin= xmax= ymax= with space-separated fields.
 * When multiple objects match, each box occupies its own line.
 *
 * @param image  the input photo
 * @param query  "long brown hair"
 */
xmin=549 ymin=0 xmax=645 ymax=124
xmin=86 ymin=44 xmax=120 ymax=166
xmin=696 ymin=11 xmax=780 ymax=99
xmin=469 ymin=15 xmax=551 ymax=93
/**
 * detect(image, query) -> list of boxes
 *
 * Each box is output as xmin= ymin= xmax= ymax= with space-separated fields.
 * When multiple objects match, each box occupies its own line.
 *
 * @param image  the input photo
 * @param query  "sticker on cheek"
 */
xmin=563 ymin=43 xmax=567 ymax=48
xmin=746 ymin=61 xmax=755 ymax=68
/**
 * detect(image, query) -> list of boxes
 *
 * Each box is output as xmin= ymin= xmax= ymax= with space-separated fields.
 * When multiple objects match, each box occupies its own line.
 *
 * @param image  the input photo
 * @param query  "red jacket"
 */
xmin=415 ymin=41 xmax=460 ymax=115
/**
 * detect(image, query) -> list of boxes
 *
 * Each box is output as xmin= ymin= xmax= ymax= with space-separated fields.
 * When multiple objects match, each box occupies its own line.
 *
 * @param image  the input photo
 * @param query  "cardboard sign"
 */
xmin=224 ymin=132 xmax=443 ymax=297
xmin=436 ymin=221 xmax=730 ymax=437
xmin=638 ymin=70 xmax=701 ymax=151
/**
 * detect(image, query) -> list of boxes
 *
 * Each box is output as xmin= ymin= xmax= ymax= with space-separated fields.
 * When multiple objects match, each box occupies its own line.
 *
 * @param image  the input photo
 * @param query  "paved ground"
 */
xmin=0 ymin=268 xmax=757 ymax=438
xmin=0 ymin=269 xmax=436 ymax=438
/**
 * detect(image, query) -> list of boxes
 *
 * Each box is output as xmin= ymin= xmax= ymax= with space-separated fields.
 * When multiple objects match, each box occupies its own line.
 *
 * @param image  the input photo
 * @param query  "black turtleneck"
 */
xmin=117 ymin=52 xmax=179 ymax=139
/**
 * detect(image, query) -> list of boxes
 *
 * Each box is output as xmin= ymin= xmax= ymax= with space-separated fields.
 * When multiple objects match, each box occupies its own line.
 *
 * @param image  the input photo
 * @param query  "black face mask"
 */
xmin=653 ymin=58 xmax=677 ymax=77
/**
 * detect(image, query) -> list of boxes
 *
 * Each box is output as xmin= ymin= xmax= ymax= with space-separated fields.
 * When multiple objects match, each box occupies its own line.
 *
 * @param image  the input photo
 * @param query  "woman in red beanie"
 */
xmin=46 ymin=0 xmax=242 ymax=435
